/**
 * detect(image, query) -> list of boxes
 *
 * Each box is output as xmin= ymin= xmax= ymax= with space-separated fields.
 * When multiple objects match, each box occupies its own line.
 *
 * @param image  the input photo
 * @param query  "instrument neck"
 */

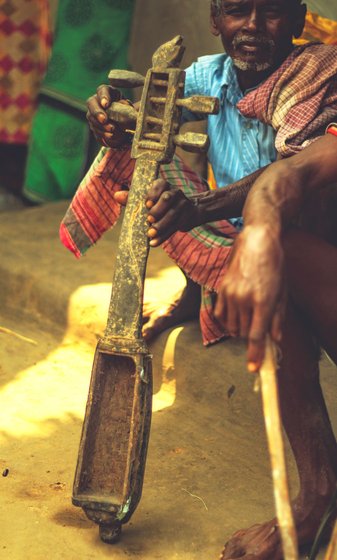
xmin=104 ymin=157 xmax=159 ymax=341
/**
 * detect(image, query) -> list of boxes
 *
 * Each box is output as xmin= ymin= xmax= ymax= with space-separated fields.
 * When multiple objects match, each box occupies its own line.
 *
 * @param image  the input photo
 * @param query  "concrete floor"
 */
xmin=0 ymin=202 xmax=335 ymax=560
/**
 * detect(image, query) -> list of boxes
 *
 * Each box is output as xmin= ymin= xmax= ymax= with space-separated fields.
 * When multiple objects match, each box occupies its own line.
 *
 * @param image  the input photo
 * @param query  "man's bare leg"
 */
xmin=221 ymin=300 xmax=337 ymax=559
xmin=222 ymin=230 xmax=337 ymax=559
xmin=284 ymin=229 xmax=337 ymax=364
xmin=142 ymin=274 xmax=201 ymax=342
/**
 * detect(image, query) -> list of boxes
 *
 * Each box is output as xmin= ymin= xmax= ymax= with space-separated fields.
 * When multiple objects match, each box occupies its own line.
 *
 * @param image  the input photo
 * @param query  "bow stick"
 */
xmin=259 ymin=337 xmax=299 ymax=560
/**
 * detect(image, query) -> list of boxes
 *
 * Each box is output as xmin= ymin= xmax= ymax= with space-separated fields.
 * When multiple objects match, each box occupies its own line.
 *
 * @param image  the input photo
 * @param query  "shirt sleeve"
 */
xmin=182 ymin=60 xmax=210 ymax=123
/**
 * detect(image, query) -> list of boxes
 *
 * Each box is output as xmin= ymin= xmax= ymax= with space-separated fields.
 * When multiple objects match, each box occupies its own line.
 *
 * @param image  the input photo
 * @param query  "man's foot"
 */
xmin=142 ymin=278 xmax=201 ymax=342
xmin=220 ymin=493 xmax=336 ymax=559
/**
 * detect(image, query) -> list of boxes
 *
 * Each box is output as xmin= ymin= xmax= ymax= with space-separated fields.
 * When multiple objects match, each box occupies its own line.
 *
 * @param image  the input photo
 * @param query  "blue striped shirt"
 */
xmin=183 ymin=54 xmax=277 ymax=225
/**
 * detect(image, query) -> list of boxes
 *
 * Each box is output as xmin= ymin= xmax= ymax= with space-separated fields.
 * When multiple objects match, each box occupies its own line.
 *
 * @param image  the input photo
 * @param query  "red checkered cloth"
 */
xmin=60 ymin=42 xmax=337 ymax=345
xmin=237 ymin=43 xmax=337 ymax=155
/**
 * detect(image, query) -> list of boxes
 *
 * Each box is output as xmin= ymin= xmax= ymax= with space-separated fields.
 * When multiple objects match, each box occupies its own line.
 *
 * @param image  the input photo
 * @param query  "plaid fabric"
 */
xmin=237 ymin=43 xmax=337 ymax=155
xmin=60 ymin=147 xmax=133 ymax=257
xmin=160 ymin=157 xmax=238 ymax=345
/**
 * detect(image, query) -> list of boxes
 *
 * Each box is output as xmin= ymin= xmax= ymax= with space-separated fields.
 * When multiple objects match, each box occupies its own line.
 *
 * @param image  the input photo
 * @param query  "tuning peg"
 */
xmin=108 ymin=69 xmax=145 ymax=89
xmin=106 ymin=102 xmax=137 ymax=127
xmin=174 ymin=132 xmax=210 ymax=153
xmin=176 ymin=96 xmax=219 ymax=115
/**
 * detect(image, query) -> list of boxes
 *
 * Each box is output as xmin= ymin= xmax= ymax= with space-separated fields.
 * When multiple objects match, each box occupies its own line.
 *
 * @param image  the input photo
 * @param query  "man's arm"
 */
xmin=214 ymin=133 xmax=337 ymax=372
xmin=243 ymin=134 xmax=337 ymax=231
xmin=144 ymin=167 xmax=266 ymax=246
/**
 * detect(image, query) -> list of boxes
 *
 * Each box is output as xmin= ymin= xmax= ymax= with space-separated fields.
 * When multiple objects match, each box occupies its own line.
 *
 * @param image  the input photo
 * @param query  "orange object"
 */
xmin=326 ymin=124 xmax=337 ymax=138
xmin=295 ymin=10 xmax=337 ymax=45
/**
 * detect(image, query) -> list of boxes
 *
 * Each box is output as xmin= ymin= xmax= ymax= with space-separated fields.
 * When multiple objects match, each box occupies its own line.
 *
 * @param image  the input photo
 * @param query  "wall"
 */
xmin=306 ymin=0 xmax=337 ymax=21
xmin=129 ymin=0 xmax=220 ymax=172
xmin=129 ymin=0 xmax=337 ymax=74
xmin=129 ymin=0 xmax=222 ymax=74
xmin=49 ymin=1 xmax=336 ymax=71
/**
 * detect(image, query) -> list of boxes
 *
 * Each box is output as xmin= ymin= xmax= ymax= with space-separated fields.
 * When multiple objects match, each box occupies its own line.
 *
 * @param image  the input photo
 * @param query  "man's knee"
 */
xmin=298 ymin=184 xmax=337 ymax=245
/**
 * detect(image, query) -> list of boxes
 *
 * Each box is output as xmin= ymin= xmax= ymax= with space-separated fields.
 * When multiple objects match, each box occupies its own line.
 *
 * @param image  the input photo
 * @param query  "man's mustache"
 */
xmin=232 ymin=33 xmax=275 ymax=50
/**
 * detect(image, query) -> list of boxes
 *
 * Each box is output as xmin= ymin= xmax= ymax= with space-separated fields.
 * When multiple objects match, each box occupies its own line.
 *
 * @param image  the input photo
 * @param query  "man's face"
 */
xmin=211 ymin=0 xmax=306 ymax=73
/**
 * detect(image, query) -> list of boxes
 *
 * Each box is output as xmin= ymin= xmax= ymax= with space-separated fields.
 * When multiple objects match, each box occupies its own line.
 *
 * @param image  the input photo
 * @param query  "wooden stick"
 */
xmin=259 ymin=336 xmax=299 ymax=560
xmin=324 ymin=520 xmax=337 ymax=560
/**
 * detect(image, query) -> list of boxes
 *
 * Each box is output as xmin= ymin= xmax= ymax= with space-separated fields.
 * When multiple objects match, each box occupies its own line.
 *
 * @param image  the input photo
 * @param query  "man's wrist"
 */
xmin=189 ymin=190 xmax=226 ymax=224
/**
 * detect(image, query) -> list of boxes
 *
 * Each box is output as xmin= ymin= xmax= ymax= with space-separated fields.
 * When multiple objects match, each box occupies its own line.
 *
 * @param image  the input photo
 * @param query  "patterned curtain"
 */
xmin=0 ymin=0 xmax=52 ymax=144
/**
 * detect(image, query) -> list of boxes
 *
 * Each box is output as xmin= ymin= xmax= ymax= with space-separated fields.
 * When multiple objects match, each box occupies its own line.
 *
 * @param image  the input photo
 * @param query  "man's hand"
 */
xmin=114 ymin=178 xmax=202 ymax=244
xmin=146 ymin=179 xmax=202 ymax=246
xmin=214 ymin=225 xmax=286 ymax=372
xmin=86 ymin=84 xmax=134 ymax=148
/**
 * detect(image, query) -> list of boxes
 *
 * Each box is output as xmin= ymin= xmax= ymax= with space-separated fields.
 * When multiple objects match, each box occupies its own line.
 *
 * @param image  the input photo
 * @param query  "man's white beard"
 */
xmin=231 ymin=33 xmax=275 ymax=72
xmin=232 ymin=58 xmax=272 ymax=72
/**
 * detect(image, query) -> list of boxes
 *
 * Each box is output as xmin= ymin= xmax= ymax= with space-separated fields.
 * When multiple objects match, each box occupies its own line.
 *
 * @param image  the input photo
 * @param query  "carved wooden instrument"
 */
xmin=72 ymin=36 xmax=219 ymax=544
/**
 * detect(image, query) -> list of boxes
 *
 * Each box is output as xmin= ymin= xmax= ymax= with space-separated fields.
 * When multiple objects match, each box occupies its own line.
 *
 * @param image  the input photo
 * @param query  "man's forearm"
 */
xmin=148 ymin=134 xmax=337 ymax=240
xmin=243 ymin=134 xmax=337 ymax=232
xmin=189 ymin=166 xmax=267 ymax=225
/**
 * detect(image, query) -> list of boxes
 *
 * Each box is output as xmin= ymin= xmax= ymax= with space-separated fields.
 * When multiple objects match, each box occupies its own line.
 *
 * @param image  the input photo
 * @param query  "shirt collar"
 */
xmin=221 ymin=56 xmax=263 ymax=106
xmin=221 ymin=56 xmax=244 ymax=106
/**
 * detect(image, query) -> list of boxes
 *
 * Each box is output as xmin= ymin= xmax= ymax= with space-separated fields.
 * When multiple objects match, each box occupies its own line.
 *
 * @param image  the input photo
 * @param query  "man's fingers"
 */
xmin=226 ymin=299 xmax=240 ymax=337
xmin=214 ymin=290 xmax=228 ymax=327
xmin=147 ymin=179 xmax=171 ymax=205
xmin=146 ymin=181 xmax=178 ymax=236
xmin=87 ymin=96 xmax=108 ymax=125
xmin=147 ymin=190 xmax=176 ymax=222
xmin=97 ymin=85 xmax=112 ymax=108
xmin=239 ymin=305 xmax=252 ymax=339
xmin=96 ymin=84 xmax=121 ymax=108
xmin=114 ymin=191 xmax=129 ymax=206
xmin=148 ymin=226 xmax=167 ymax=247
xmin=149 ymin=207 xmax=179 ymax=232
xmin=88 ymin=119 xmax=115 ymax=135
xmin=271 ymin=284 xmax=286 ymax=343
xmin=104 ymin=132 xmax=114 ymax=142
xmin=247 ymin=306 xmax=269 ymax=372
xmin=90 ymin=122 xmax=132 ymax=148
xmin=147 ymin=184 xmax=193 ymax=235
xmin=87 ymin=85 xmax=123 ymax=128
xmin=271 ymin=307 xmax=283 ymax=343
xmin=147 ymin=207 xmax=183 ymax=245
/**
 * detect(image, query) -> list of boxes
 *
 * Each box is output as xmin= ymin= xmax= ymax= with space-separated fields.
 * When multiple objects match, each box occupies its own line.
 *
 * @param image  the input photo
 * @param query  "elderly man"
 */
xmin=86 ymin=0 xmax=306 ymax=344
xmin=64 ymin=0 xmax=337 ymax=558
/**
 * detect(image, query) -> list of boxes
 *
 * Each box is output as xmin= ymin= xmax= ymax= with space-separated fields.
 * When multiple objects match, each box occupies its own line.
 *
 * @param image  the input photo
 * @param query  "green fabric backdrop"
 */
xmin=24 ymin=0 xmax=135 ymax=202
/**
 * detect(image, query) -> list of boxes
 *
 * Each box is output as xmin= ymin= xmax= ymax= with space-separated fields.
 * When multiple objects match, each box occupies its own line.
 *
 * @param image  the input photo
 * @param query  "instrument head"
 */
xmin=152 ymin=35 xmax=185 ymax=69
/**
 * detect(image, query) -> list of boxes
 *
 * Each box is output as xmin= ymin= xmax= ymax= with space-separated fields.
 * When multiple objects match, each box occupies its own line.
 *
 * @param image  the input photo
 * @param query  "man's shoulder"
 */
xmin=192 ymin=53 xmax=230 ymax=72
xmin=185 ymin=53 xmax=231 ymax=91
